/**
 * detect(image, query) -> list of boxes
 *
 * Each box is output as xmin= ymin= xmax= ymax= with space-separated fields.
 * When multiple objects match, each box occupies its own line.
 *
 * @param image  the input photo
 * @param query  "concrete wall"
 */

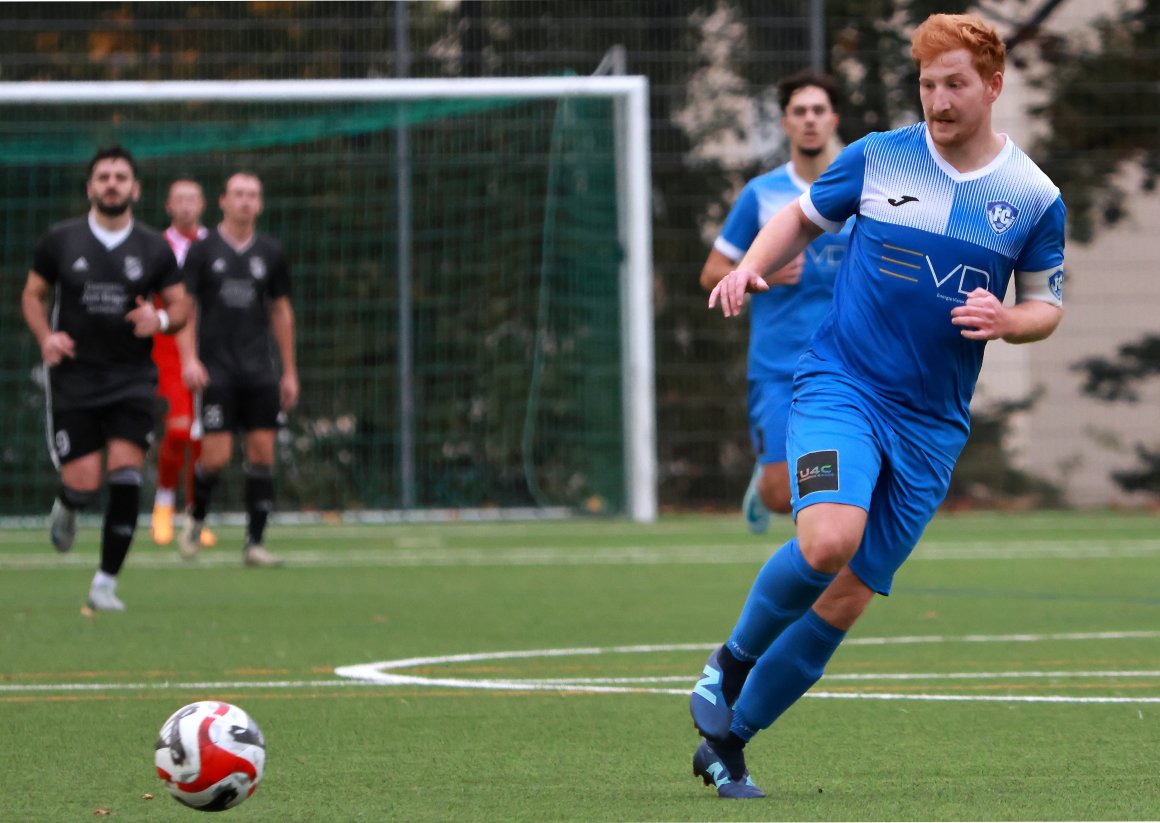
xmin=976 ymin=0 xmax=1159 ymax=505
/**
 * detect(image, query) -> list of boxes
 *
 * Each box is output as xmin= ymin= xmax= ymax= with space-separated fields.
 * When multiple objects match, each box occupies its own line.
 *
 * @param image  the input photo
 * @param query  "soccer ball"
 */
xmin=154 ymin=701 xmax=266 ymax=812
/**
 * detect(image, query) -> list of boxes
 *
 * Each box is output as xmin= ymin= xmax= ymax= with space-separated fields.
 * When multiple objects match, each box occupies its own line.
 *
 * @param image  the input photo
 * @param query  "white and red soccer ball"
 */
xmin=154 ymin=701 xmax=266 ymax=812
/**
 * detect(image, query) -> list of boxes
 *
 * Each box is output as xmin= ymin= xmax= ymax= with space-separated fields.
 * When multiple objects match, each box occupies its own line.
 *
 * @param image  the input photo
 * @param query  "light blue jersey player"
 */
xmin=690 ymin=14 xmax=1066 ymax=799
xmin=701 ymin=71 xmax=850 ymax=535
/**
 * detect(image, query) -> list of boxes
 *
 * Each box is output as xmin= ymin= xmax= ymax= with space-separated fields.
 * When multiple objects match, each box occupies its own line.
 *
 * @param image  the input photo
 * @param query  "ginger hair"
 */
xmin=911 ymin=13 xmax=1005 ymax=79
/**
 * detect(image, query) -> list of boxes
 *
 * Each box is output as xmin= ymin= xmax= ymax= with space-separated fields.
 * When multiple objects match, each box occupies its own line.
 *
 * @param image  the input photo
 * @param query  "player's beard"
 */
xmin=799 ymin=145 xmax=824 ymax=158
xmin=93 ymin=194 xmax=132 ymax=217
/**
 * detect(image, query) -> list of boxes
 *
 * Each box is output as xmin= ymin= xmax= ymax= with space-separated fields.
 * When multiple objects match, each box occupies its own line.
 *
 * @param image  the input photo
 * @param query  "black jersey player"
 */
xmin=21 ymin=145 xmax=189 ymax=612
xmin=177 ymin=171 xmax=298 ymax=567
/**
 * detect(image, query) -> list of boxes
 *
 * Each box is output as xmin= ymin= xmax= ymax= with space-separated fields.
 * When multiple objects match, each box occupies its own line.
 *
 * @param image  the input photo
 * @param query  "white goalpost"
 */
xmin=1 ymin=77 xmax=657 ymax=522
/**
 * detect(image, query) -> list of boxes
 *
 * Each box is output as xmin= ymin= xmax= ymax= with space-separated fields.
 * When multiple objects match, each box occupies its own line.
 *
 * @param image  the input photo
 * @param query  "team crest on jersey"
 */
xmin=985 ymin=200 xmax=1019 ymax=235
xmin=123 ymin=256 xmax=143 ymax=281
xmin=249 ymin=256 xmax=267 ymax=280
xmin=1049 ymin=269 xmax=1064 ymax=301
xmin=212 ymin=258 xmax=228 ymax=273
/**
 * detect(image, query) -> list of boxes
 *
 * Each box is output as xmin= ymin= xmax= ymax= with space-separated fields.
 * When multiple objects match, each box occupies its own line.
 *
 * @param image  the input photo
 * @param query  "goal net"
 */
xmin=0 ymin=77 xmax=655 ymax=522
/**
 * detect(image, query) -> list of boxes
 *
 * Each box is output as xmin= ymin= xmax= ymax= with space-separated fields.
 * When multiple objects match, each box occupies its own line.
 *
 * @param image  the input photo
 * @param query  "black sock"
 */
xmin=101 ymin=467 xmax=141 ymax=576
xmin=58 ymin=485 xmax=96 ymax=511
xmin=244 ymin=464 xmax=274 ymax=547
xmin=190 ymin=463 xmax=219 ymax=522
xmin=719 ymin=645 xmax=756 ymax=707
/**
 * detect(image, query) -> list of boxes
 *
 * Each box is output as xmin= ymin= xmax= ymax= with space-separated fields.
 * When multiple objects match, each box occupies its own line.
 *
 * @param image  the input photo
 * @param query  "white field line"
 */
xmin=6 ymin=633 xmax=1160 ymax=703
xmin=3 ymin=538 xmax=1160 ymax=570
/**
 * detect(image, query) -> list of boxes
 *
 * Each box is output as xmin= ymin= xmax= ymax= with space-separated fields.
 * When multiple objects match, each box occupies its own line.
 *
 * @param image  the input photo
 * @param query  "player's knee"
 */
xmin=164 ymin=418 xmax=193 ymax=442
xmin=798 ymin=530 xmax=859 ymax=575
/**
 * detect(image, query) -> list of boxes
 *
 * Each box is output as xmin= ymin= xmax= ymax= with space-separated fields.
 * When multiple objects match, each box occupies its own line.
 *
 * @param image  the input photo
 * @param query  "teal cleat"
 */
xmin=692 ymin=739 xmax=765 ymax=799
xmin=742 ymin=463 xmax=770 ymax=534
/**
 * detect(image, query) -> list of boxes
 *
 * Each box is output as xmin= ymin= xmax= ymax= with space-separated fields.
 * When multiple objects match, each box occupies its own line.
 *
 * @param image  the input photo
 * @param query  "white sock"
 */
xmin=92 ymin=570 xmax=116 ymax=589
xmin=155 ymin=488 xmax=176 ymax=508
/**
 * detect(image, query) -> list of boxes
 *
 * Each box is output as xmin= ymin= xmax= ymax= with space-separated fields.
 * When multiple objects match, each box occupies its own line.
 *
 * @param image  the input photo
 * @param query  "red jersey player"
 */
xmin=151 ymin=178 xmax=216 ymax=548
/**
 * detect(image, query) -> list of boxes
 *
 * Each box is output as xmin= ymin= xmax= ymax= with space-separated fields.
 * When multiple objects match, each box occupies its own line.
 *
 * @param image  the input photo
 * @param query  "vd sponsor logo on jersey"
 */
xmin=878 ymin=244 xmax=990 ymax=301
xmin=797 ymin=449 xmax=838 ymax=497
xmin=985 ymin=200 xmax=1019 ymax=235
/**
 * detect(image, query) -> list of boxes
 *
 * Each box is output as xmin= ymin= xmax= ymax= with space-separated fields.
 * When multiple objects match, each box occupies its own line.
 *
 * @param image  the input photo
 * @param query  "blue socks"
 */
xmin=731 ymin=608 xmax=847 ymax=741
xmin=726 ymin=538 xmax=835 ymax=662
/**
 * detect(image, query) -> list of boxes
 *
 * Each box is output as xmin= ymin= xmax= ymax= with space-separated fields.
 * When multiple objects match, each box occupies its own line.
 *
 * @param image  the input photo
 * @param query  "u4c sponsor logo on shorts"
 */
xmin=797 ymin=449 xmax=838 ymax=497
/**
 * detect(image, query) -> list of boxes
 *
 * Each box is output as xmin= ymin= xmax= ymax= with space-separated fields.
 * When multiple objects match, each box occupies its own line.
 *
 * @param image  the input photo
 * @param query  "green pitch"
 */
xmin=1 ymin=511 xmax=1157 ymax=821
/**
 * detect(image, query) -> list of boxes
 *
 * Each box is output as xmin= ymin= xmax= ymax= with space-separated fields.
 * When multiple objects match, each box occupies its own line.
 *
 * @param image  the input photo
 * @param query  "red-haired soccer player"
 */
xmin=151 ymin=178 xmax=216 ymax=549
xmin=690 ymin=13 xmax=1066 ymax=798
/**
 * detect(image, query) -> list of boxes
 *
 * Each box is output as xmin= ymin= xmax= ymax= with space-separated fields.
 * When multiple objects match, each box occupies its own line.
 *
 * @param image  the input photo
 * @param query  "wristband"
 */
xmin=157 ymin=308 xmax=170 ymax=334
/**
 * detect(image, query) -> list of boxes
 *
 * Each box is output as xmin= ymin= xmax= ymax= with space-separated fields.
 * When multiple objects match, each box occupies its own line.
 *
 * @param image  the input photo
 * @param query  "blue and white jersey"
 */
xmin=799 ymin=122 xmax=1066 ymax=462
xmin=715 ymin=163 xmax=852 ymax=379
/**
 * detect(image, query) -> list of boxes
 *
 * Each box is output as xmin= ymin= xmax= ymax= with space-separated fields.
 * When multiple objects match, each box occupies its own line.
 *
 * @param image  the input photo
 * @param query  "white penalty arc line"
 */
xmin=331 ymin=631 xmax=1160 ymax=704
xmin=6 ymin=632 xmax=1160 ymax=703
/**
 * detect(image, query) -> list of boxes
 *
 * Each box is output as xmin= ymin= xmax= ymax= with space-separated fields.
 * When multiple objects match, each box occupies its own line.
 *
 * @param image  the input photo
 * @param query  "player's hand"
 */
xmin=950 ymin=288 xmax=1008 ymax=340
xmin=182 ymin=358 xmax=209 ymax=392
xmin=279 ymin=371 xmax=300 ymax=412
xmin=125 ymin=295 xmax=163 ymax=338
xmin=41 ymin=331 xmax=76 ymax=366
xmin=708 ymin=268 xmax=769 ymax=318
xmin=767 ymin=254 xmax=805 ymax=286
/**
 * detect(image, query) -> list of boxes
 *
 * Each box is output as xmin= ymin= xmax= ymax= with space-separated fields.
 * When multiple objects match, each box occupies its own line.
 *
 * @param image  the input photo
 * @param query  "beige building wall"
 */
xmin=976 ymin=0 xmax=1159 ymax=505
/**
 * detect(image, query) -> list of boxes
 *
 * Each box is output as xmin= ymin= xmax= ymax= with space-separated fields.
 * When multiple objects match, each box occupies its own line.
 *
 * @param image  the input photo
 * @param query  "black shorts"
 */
xmin=200 ymin=383 xmax=281 ymax=434
xmin=51 ymin=396 xmax=156 ymax=465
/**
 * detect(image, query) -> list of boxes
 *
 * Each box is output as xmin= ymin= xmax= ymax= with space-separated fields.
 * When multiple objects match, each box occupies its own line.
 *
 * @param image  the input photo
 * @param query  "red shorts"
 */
xmin=153 ymin=333 xmax=194 ymax=425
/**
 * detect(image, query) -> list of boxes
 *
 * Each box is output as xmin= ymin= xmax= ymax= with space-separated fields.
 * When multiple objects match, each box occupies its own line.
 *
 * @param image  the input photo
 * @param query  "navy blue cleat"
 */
xmin=692 ymin=739 xmax=765 ymax=799
xmin=690 ymin=646 xmax=733 ymax=742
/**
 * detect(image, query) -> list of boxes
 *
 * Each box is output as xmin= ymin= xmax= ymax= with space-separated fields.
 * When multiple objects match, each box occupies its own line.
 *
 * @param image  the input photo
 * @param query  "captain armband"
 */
xmin=1014 ymin=267 xmax=1064 ymax=308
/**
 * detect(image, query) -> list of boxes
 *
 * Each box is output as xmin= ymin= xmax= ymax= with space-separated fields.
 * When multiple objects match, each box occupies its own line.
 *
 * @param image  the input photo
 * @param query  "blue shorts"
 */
xmin=786 ymin=375 xmax=954 ymax=595
xmin=747 ymin=376 xmax=794 ymax=465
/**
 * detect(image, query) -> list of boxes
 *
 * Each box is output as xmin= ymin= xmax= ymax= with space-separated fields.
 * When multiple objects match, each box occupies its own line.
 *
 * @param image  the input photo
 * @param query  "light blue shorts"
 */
xmin=786 ymin=375 xmax=954 ymax=595
xmin=747 ymin=376 xmax=794 ymax=465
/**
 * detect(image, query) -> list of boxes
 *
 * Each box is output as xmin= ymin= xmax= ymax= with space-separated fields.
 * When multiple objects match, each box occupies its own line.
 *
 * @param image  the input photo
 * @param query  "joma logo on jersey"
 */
xmin=985 ymin=200 xmax=1019 ymax=234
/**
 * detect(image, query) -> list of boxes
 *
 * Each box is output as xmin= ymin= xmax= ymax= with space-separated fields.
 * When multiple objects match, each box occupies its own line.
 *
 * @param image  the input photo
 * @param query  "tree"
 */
xmin=1073 ymin=336 xmax=1160 ymax=496
xmin=1022 ymin=0 xmax=1160 ymax=243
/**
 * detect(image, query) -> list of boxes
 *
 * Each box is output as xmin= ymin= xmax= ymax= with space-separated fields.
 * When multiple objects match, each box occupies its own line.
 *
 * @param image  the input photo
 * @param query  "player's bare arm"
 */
xmin=125 ymin=282 xmax=190 ymax=338
xmin=175 ymin=302 xmax=209 ymax=393
xmin=270 ymin=296 xmax=299 ymax=411
xmin=21 ymin=271 xmax=76 ymax=365
xmin=709 ymin=202 xmax=822 ymax=318
xmin=950 ymin=288 xmax=1064 ymax=343
xmin=701 ymin=248 xmax=805 ymax=293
